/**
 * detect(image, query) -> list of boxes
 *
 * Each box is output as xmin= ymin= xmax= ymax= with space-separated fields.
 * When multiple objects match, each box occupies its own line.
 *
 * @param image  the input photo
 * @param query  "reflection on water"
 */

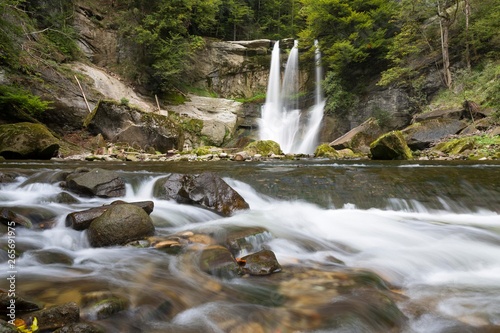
xmin=1 ymin=160 xmax=500 ymax=332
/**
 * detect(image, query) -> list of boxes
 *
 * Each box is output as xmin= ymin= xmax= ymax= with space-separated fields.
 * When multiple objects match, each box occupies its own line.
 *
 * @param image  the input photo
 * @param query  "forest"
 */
xmin=1 ymin=0 xmax=499 ymax=119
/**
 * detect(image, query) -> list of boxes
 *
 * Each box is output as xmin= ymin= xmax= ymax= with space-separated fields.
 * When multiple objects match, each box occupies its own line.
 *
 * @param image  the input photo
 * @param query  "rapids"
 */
xmin=1 ymin=159 xmax=500 ymax=332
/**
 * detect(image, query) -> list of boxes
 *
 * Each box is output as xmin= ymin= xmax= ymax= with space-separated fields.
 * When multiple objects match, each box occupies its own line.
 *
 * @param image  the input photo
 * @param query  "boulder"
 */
xmin=65 ymin=168 xmax=125 ymax=198
xmin=0 ymin=209 xmax=33 ymax=229
xmin=314 ymin=143 xmax=340 ymax=158
xmin=239 ymin=250 xmax=282 ymax=276
xmin=66 ymin=201 xmax=154 ymax=230
xmin=0 ymin=172 xmax=21 ymax=183
xmin=153 ymin=172 xmax=249 ymax=216
xmin=85 ymin=100 xmax=180 ymax=153
xmin=224 ymin=226 xmax=273 ymax=256
xmin=87 ymin=204 xmax=155 ymax=247
xmin=168 ymin=95 xmax=241 ymax=146
xmin=412 ymin=107 xmax=464 ymax=122
xmin=20 ymin=302 xmax=80 ymax=331
xmin=197 ymin=245 xmax=242 ymax=278
xmin=244 ymin=140 xmax=282 ymax=156
xmin=330 ymin=118 xmax=384 ymax=153
xmin=0 ymin=292 xmax=41 ymax=315
xmin=0 ymin=122 xmax=60 ymax=159
xmin=402 ymin=118 xmax=468 ymax=150
xmin=370 ymin=131 xmax=412 ymax=160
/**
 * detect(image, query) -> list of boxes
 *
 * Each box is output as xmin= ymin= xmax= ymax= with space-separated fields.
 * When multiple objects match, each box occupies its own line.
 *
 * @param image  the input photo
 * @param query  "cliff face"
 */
xmin=1 ymin=0 xmax=431 ymax=151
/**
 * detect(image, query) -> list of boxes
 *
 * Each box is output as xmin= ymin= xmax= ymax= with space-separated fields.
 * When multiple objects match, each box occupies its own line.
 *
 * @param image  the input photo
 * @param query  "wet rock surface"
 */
xmin=153 ymin=172 xmax=250 ymax=216
xmin=65 ymin=168 xmax=125 ymax=198
xmin=87 ymin=204 xmax=155 ymax=247
xmin=66 ymin=200 xmax=154 ymax=230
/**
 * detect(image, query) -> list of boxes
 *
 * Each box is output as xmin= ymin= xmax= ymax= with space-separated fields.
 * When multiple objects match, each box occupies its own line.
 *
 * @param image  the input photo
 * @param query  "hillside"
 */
xmin=0 ymin=0 xmax=499 ymax=160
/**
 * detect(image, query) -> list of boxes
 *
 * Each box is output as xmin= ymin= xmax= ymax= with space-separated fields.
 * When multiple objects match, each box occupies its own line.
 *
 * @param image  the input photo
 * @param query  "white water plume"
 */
xmin=259 ymin=40 xmax=324 ymax=154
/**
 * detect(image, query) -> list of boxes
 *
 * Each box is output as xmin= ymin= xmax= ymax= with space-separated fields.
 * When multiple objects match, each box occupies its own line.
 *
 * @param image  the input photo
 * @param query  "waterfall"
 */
xmin=259 ymin=40 xmax=325 ymax=154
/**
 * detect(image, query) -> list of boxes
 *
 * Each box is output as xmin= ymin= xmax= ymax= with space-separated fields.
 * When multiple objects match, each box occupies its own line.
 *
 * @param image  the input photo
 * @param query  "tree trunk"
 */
xmin=464 ymin=0 xmax=471 ymax=70
xmin=437 ymin=1 xmax=458 ymax=89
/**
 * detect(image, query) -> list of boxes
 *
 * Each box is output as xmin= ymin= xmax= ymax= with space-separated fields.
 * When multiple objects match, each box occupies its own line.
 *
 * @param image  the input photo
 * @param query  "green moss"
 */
xmin=244 ymin=140 xmax=282 ymax=156
xmin=191 ymin=146 xmax=214 ymax=156
xmin=433 ymin=137 xmax=475 ymax=155
xmin=432 ymin=135 xmax=500 ymax=159
xmin=370 ymin=131 xmax=412 ymax=160
xmin=314 ymin=144 xmax=340 ymax=158
xmin=0 ymin=85 xmax=51 ymax=117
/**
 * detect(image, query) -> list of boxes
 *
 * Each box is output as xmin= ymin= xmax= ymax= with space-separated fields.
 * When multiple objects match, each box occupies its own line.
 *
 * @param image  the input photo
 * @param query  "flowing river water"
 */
xmin=1 ymin=159 xmax=500 ymax=332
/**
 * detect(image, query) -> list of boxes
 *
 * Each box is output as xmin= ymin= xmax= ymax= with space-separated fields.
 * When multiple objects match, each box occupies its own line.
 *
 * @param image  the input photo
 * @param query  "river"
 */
xmin=1 ymin=159 xmax=500 ymax=332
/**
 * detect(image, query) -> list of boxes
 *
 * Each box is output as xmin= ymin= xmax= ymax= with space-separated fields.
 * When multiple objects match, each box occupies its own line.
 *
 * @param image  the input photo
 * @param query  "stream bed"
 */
xmin=1 ymin=159 xmax=500 ymax=332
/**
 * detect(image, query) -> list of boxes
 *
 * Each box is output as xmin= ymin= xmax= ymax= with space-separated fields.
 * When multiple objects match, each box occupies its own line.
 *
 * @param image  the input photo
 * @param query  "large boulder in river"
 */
xmin=0 ymin=122 xmax=60 ymax=159
xmin=85 ymin=100 xmax=181 ymax=152
xmin=87 ymin=204 xmax=155 ymax=247
xmin=153 ymin=172 xmax=249 ymax=216
xmin=65 ymin=168 xmax=125 ymax=198
xmin=370 ymin=131 xmax=412 ymax=160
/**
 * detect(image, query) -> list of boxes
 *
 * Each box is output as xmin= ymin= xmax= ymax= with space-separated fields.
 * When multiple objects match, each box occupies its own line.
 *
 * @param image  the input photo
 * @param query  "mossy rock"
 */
xmin=0 ymin=122 xmax=60 ymax=159
xmin=432 ymin=137 xmax=475 ymax=155
xmin=191 ymin=146 xmax=214 ymax=156
xmin=314 ymin=143 xmax=340 ymax=158
xmin=370 ymin=131 xmax=412 ymax=160
xmin=244 ymin=140 xmax=282 ymax=156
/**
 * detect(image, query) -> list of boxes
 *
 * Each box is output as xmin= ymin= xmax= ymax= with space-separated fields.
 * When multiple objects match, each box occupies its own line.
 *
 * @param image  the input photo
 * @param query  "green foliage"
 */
xmin=467 ymin=0 xmax=500 ymax=59
xmin=299 ymin=0 xmax=397 ymax=75
xmin=0 ymin=85 xmax=51 ymax=116
xmin=431 ymin=60 xmax=500 ymax=111
xmin=372 ymin=107 xmax=392 ymax=128
xmin=120 ymin=98 xmax=130 ymax=106
xmin=323 ymin=72 xmax=358 ymax=116
xmin=234 ymin=92 xmax=266 ymax=104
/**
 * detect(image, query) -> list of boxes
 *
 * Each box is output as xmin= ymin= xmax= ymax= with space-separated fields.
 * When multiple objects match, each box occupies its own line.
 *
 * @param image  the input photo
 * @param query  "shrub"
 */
xmin=0 ymin=85 xmax=51 ymax=116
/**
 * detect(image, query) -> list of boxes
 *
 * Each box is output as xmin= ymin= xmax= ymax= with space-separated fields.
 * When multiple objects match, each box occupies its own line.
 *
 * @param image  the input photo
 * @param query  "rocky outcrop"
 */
xmin=87 ymin=204 xmax=155 ymax=247
xmin=65 ymin=168 xmax=125 ymax=198
xmin=85 ymin=100 xmax=181 ymax=152
xmin=370 ymin=131 xmax=413 ymax=160
xmin=349 ymin=87 xmax=414 ymax=130
xmin=402 ymin=118 xmax=468 ymax=150
xmin=188 ymin=40 xmax=271 ymax=98
xmin=0 ymin=122 xmax=60 ymax=159
xmin=329 ymin=117 xmax=384 ymax=154
xmin=167 ymin=95 xmax=241 ymax=147
xmin=153 ymin=172 xmax=249 ymax=216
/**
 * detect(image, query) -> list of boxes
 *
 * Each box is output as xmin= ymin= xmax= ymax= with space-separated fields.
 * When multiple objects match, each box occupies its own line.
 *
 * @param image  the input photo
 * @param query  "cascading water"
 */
xmin=259 ymin=40 xmax=324 ymax=154
xmin=1 ymin=160 xmax=500 ymax=332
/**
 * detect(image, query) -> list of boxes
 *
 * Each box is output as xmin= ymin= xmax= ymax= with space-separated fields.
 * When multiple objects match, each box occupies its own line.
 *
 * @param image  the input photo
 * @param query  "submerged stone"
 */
xmin=198 ymin=245 xmax=242 ymax=278
xmin=239 ymin=250 xmax=281 ymax=276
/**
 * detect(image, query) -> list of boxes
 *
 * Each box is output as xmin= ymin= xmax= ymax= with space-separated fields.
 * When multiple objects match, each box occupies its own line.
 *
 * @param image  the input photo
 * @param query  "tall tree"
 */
xmin=436 ymin=0 xmax=459 ymax=89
